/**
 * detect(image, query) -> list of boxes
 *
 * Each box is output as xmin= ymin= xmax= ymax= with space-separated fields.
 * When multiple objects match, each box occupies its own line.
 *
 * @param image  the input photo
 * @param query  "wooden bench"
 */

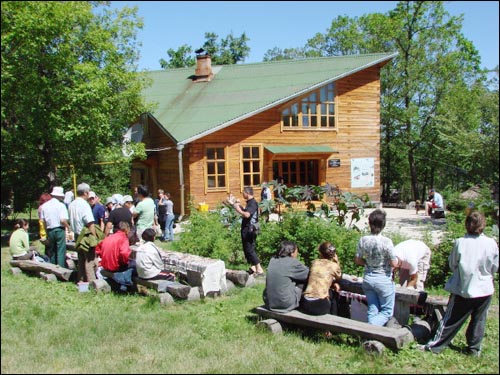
xmin=10 ymin=259 xmax=75 ymax=282
xmin=254 ymin=306 xmax=413 ymax=351
xmin=431 ymin=208 xmax=445 ymax=219
xmin=99 ymin=269 xmax=198 ymax=300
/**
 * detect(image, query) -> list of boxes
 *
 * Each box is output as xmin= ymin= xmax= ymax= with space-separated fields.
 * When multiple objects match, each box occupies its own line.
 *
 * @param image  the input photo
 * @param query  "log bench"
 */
xmin=254 ymin=306 xmax=413 ymax=351
xmin=10 ymin=259 xmax=75 ymax=282
xmin=98 ymin=269 xmax=196 ymax=300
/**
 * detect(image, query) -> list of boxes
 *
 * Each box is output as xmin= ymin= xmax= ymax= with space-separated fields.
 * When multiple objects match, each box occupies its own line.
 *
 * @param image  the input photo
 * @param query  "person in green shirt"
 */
xmin=9 ymin=219 xmax=36 ymax=260
xmin=133 ymin=185 xmax=157 ymax=240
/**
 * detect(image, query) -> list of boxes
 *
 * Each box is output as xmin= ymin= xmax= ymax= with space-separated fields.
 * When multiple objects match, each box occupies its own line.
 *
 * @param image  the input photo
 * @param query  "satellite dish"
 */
xmin=122 ymin=123 xmax=144 ymax=157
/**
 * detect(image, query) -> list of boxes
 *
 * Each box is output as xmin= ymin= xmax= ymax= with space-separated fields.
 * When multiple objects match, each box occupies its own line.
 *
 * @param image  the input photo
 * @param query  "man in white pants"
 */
xmin=393 ymin=239 xmax=432 ymax=290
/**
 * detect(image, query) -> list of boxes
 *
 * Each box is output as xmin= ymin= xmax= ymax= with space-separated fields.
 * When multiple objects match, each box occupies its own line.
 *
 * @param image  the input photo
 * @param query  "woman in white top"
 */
xmin=135 ymin=228 xmax=175 ymax=281
xmin=422 ymin=211 xmax=498 ymax=356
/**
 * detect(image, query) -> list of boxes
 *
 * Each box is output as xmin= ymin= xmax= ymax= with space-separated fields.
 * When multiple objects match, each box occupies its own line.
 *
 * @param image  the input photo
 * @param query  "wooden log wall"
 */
xmin=137 ymin=67 xmax=382 ymax=214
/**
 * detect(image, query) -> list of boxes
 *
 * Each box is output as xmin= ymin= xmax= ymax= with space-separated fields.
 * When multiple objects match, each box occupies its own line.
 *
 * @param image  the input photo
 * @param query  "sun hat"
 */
xmin=112 ymin=194 xmax=124 ymax=205
xmin=121 ymin=195 xmax=134 ymax=205
xmin=51 ymin=186 xmax=65 ymax=198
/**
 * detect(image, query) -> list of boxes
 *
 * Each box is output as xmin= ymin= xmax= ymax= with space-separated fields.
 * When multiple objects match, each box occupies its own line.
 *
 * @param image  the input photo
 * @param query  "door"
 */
xmin=272 ymin=160 xmax=319 ymax=186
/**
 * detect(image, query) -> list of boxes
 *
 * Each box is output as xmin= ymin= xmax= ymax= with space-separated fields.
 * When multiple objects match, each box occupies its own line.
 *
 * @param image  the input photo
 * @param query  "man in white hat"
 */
xmin=40 ymin=186 xmax=71 ymax=267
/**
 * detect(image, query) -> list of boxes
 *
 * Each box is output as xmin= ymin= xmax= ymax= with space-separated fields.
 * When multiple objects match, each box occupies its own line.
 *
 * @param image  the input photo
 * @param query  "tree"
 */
xmin=267 ymin=1 xmax=486 ymax=201
xmin=160 ymin=31 xmax=250 ymax=68
xmin=263 ymin=47 xmax=314 ymax=62
xmin=159 ymin=44 xmax=195 ymax=69
xmin=1 ymin=1 xmax=149 ymax=211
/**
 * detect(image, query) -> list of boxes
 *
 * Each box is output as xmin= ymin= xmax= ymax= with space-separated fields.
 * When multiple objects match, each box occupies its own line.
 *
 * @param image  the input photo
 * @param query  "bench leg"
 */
xmin=363 ymin=340 xmax=386 ymax=355
xmin=257 ymin=319 xmax=283 ymax=334
xmin=393 ymin=300 xmax=411 ymax=326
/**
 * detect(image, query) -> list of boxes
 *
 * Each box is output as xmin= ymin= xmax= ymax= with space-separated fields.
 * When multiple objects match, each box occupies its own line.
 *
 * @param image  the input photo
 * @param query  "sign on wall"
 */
xmin=351 ymin=158 xmax=374 ymax=188
xmin=328 ymin=159 xmax=341 ymax=167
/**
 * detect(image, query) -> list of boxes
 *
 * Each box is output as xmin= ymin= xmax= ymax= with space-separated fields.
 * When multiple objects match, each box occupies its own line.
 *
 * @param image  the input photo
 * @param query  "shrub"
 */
xmin=172 ymin=208 xmax=242 ymax=266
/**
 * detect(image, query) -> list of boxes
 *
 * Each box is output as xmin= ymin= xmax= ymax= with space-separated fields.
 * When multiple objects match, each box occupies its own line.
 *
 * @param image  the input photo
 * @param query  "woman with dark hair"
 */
xmin=135 ymin=228 xmax=175 ymax=281
xmin=301 ymin=241 xmax=342 ymax=315
xmin=420 ymin=211 xmax=499 ymax=356
xmin=355 ymin=209 xmax=398 ymax=326
xmin=9 ymin=219 xmax=37 ymax=260
xmin=263 ymin=240 xmax=309 ymax=312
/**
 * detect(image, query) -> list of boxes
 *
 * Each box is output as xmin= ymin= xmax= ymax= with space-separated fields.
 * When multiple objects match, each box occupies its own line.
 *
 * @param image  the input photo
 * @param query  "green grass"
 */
xmin=1 ymin=242 xmax=498 ymax=374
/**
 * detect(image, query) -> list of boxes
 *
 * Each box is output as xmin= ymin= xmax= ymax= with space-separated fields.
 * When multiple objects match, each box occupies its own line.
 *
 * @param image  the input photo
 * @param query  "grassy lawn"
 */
xmin=1 ymin=238 xmax=498 ymax=373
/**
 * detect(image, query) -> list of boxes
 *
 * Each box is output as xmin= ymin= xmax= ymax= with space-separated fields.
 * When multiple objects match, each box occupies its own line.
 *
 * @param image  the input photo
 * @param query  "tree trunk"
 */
xmin=408 ymin=151 xmax=419 ymax=201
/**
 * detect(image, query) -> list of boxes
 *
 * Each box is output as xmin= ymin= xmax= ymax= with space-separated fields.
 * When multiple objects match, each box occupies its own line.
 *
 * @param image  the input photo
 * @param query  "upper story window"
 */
xmin=241 ymin=145 xmax=262 ymax=187
xmin=281 ymin=82 xmax=336 ymax=130
xmin=205 ymin=146 xmax=227 ymax=191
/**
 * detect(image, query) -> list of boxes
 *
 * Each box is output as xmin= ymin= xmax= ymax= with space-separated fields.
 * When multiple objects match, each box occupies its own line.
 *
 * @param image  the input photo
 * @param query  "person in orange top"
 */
xmin=96 ymin=221 xmax=132 ymax=272
xmin=301 ymin=241 xmax=343 ymax=315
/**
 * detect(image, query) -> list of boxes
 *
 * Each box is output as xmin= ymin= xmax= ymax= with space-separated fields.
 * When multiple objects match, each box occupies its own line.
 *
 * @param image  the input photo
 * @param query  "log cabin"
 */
xmin=129 ymin=52 xmax=397 ymax=217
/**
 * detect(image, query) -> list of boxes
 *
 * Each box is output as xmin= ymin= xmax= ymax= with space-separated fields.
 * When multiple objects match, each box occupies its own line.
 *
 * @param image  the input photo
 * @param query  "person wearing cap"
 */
xmin=392 ymin=239 xmax=432 ymax=291
xmin=89 ymin=191 xmax=106 ymax=232
xmin=122 ymin=194 xmax=136 ymax=217
xmin=69 ymin=183 xmax=97 ymax=282
xmin=40 ymin=186 xmax=71 ymax=267
xmin=104 ymin=197 xmax=114 ymax=224
xmin=63 ymin=189 xmax=74 ymax=209
xmin=105 ymin=194 xmax=133 ymax=237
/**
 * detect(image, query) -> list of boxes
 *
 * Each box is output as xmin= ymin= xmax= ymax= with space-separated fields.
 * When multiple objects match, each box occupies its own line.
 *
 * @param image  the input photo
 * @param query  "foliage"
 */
xmin=159 ymin=44 xmax=195 ymax=69
xmin=1 ymin=1 xmax=150 ymax=211
xmin=263 ymin=46 xmax=316 ymax=62
xmin=263 ymin=181 xmax=367 ymax=229
xmin=262 ymin=1 xmax=498 ymax=203
xmin=172 ymin=206 xmax=243 ymax=266
xmin=160 ymin=31 xmax=250 ymax=68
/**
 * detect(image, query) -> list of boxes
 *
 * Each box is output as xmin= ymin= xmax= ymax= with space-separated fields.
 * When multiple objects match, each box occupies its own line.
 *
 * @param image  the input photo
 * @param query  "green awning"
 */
xmin=264 ymin=145 xmax=337 ymax=154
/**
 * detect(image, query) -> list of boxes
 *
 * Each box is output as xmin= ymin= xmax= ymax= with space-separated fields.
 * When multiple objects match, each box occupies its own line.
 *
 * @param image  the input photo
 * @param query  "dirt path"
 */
xmin=353 ymin=207 xmax=447 ymax=245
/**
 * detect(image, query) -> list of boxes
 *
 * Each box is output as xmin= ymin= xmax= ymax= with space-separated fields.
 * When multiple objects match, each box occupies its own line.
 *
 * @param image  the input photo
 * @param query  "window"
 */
xmin=241 ymin=145 xmax=262 ymax=187
xmin=206 ymin=146 xmax=227 ymax=191
xmin=273 ymin=160 xmax=318 ymax=186
xmin=281 ymin=82 xmax=336 ymax=130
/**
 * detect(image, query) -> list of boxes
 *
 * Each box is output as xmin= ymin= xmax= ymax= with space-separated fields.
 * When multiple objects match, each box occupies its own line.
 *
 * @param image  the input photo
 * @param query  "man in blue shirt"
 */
xmin=426 ymin=189 xmax=444 ymax=217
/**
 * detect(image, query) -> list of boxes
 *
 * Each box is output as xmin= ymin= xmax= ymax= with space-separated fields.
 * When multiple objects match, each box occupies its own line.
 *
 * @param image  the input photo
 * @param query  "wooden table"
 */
xmin=339 ymin=274 xmax=427 ymax=326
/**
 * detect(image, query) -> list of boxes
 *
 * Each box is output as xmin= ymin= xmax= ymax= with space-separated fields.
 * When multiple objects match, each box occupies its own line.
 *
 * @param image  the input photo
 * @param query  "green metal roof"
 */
xmin=143 ymin=52 xmax=397 ymax=144
xmin=265 ymin=145 xmax=337 ymax=154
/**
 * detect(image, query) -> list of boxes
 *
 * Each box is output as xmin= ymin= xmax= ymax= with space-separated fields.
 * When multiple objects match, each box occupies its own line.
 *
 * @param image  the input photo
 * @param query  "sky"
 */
xmin=109 ymin=1 xmax=499 ymax=72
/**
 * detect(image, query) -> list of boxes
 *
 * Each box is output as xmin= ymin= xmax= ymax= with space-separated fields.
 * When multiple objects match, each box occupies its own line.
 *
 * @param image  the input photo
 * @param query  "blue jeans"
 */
xmin=163 ymin=214 xmax=175 ymax=241
xmin=362 ymin=272 xmax=395 ymax=326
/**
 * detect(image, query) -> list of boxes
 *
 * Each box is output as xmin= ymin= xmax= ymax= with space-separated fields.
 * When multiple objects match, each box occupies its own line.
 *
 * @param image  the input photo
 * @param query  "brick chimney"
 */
xmin=194 ymin=54 xmax=214 ymax=82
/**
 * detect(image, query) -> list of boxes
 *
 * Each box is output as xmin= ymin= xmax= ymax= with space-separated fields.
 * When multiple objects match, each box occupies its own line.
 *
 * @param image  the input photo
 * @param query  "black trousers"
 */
xmin=241 ymin=227 xmax=260 ymax=266
xmin=426 ymin=294 xmax=492 ymax=353
xmin=301 ymin=289 xmax=339 ymax=316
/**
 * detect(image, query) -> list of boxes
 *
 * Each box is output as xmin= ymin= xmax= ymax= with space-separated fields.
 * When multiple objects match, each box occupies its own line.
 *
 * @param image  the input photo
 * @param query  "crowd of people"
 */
xmin=8 ymin=183 xmax=499 ymax=357
xmin=9 ymin=183 xmax=177 ymax=289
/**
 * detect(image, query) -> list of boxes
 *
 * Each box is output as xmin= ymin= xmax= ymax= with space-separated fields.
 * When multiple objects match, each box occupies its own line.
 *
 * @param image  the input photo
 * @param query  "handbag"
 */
xmin=251 ymin=222 xmax=261 ymax=235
